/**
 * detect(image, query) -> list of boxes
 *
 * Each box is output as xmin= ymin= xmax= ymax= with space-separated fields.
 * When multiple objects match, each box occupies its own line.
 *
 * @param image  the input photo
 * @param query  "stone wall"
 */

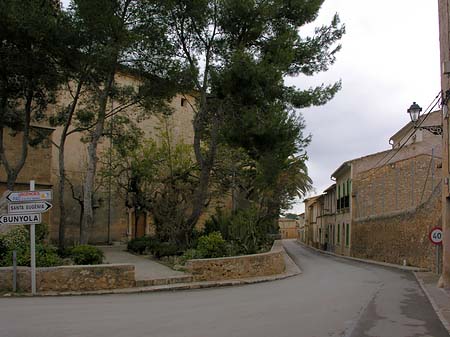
xmin=351 ymin=183 xmax=442 ymax=270
xmin=0 ymin=264 xmax=135 ymax=293
xmin=353 ymin=154 xmax=441 ymax=219
xmin=185 ymin=241 xmax=286 ymax=281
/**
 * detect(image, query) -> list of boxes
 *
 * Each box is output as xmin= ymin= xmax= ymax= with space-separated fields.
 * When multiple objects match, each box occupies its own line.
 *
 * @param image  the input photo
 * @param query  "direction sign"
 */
xmin=0 ymin=213 xmax=42 ymax=225
xmin=429 ymin=227 xmax=443 ymax=245
xmin=8 ymin=201 xmax=52 ymax=214
xmin=6 ymin=190 xmax=52 ymax=202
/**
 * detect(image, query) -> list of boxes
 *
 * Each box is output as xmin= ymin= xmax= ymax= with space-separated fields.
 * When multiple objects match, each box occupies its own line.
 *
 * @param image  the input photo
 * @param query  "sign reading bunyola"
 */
xmin=0 ymin=213 xmax=41 ymax=225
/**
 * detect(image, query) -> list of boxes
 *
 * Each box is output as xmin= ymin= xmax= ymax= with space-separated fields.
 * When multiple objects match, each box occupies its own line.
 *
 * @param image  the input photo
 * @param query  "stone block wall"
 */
xmin=351 ymin=183 xmax=441 ymax=269
xmin=185 ymin=242 xmax=286 ymax=281
xmin=0 ymin=264 xmax=135 ymax=293
xmin=353 ymin=154 xmax=441 ymax=219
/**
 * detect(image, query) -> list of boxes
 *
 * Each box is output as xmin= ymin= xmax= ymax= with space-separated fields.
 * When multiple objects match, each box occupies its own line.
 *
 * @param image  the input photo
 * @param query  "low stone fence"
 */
xmin=0 ymin=264 xmax=135 ymax=293
xmin=185 ymin=240 xmax=286 ymax=281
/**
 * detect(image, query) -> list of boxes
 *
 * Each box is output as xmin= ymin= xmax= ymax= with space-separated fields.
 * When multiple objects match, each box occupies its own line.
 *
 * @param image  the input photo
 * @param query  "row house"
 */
xmin=304 ymin=111 xmax=443 ymax=269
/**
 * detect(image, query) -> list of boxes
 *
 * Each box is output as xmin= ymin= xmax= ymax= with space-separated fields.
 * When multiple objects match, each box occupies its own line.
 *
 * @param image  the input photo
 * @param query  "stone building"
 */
xmin=303 ymin=195 xmax=323 ymax=248
xmin=0 ymin=70 xmax=206 ymax=244
xmin=321 ymin=184 xmax=336 ymax=252
xmin=278 ymin=217 xmax=299 ymax=239
xmin=306 ymin=111 xmax=442 ymax=269
xmin=297 ymin=212 xmax=305 ymax=241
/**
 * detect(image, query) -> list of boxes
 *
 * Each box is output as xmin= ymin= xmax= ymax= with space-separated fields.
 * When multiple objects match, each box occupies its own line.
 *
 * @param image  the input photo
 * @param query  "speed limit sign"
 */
xmin=429 ymin=227 xmax=443 ymax=245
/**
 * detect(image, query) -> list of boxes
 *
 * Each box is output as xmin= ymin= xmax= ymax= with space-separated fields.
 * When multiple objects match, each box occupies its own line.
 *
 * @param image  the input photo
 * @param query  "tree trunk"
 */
xmin=58 ymin=81 xmax=82 ymax=249
xmin=185 ymin=102 xmax=220 ymax=231
xmin=80 ymin=71 xmax=115 ymax=244
xmin=0 ymin=90 xmax=32 ymax=191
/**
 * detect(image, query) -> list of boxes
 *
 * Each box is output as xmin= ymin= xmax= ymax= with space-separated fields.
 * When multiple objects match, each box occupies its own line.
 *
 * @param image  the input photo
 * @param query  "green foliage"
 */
xmin=160 ymin=0 xmax=343 ymax=229
xmin=181 ymin=248 xmax=200 ymax=261
xmin=152 ymin=242 xmax=181 ymax=259
xmin=196 ymin=232 xmax=227 ymax=258
xmin=70 ymin=245 xmax=104 ymax=265
xmin=102 ymin=118 xmax=198 ymax=245
xmin=0 ymin=226 xmax=62 ymax=267
xmin=204 ymin=207 xmax=274 ymax=255
xmin=127 ymin=236 xmax=159 ymax=255
xmin=127 ymin=237 xmax=148 ymax=255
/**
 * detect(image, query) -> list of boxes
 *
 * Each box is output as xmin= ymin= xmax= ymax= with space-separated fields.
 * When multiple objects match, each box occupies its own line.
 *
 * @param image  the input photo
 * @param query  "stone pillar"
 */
xmin=438 ymin=0 xmax=450 ymax=288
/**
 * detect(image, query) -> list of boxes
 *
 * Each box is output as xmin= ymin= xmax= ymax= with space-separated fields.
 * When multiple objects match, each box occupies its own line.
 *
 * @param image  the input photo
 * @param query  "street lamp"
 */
xmin=407 ymin=102 xmax=422 ymax=123
xmin=407 ymin=101 xmax=443 ymax=136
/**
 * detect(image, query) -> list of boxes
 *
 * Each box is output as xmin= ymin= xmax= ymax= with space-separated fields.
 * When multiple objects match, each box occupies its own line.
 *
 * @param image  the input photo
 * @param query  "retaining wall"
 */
xmin=0 ymin=264 xmax=135 ymax=292
xmin=185 ymin=241 xmax=286 ymax=281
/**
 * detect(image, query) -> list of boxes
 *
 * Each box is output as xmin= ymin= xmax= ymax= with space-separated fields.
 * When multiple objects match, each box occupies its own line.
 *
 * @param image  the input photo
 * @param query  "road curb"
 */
xmin=1 ymin=245 xmax=301 ymax=297
xmin=296 ymin=240 xmax=428 ymax=272
xmin=413 ymin=272 xmax=450 ymax=335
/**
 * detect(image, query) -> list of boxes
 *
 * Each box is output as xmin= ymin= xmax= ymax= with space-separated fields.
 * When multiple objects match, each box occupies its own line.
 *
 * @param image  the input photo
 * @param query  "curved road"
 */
xmin=0 ymin=240 xmax=448 ymax=337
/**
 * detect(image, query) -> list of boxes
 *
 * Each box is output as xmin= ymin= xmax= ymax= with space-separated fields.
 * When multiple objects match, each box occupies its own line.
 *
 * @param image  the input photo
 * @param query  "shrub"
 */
xmin=127 ymin=236 xmax=160 ymax=255
xmin=1 ymin=226 xmax=28 ymax=252
xmin=127 ymin=237 xmax=148 ymax=255
xmin=181 ymin=248 xmax=200 ymax=262
xmin=35 ymin=244 xmax=63 ymax=267
xmin=70 ymin=245 xmax=104 ymax=265
xmin=152 ymin=242 xmax=181 ymax=258
xmin=0 ymin=226 xmax=63 ymax=267
xmin=196 ymin=232 xmax=227 ymax=258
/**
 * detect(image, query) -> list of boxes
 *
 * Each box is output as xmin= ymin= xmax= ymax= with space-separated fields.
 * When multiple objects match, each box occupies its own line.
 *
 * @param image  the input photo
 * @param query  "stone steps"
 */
xmin=135 ymin=275 xmax=194 ymax=287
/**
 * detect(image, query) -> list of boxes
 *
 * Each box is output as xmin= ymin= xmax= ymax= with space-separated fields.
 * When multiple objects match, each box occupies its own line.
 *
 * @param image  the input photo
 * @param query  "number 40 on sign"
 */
xmin=429 ymin=227 xmax=443 ymax=245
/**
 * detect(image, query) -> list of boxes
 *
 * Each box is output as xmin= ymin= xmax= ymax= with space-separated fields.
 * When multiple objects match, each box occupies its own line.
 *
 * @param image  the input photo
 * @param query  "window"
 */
xmin=345 ymin=223 xmax=350 ymax=247
xmin=181 ymin=97 xmax=187 ymax=107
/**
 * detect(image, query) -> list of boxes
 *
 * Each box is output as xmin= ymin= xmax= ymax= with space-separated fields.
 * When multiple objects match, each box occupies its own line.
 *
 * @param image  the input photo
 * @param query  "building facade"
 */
xmin=0 ymin=71 xmax=210 ymax=244
xmin=304 ymin=112 xmax=442 ymax=269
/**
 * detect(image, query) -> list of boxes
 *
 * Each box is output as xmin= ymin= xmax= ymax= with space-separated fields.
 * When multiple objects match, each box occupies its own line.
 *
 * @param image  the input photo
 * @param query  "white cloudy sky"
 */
xmin=287 ymin=0 xmax=440 ymax=213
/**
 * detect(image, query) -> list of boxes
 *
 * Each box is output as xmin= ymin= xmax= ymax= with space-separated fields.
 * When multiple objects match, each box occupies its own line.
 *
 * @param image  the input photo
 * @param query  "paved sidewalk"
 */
xmin=100 ymin=245 xmax=185 ymax=280
xmin=415 ymin=272 xmax=450 ymax=334
xmin=297 ymin=240 xmax=428 ymax=272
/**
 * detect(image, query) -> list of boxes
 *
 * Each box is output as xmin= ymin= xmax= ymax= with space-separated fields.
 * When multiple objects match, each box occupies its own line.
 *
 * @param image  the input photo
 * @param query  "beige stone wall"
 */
xmin=185 ymin=244 xmax=285 ymax=281
xmin=353 ymin=154 xmax=442 ymax=219
xmin=0 ymin=264 xmax=135 ymax=292
xmin=351 ymin=184 xmax=442 ymax=269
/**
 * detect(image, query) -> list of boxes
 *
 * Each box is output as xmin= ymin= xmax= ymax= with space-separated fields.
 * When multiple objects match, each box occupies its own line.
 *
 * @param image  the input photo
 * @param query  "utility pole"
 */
xmin=438 ymin=0 xmax=450 ymax=288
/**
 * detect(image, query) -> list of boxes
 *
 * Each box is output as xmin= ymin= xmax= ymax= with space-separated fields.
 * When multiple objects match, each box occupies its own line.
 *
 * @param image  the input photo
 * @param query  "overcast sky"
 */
xmin=287 ymin=0 xmax=441 ymax=214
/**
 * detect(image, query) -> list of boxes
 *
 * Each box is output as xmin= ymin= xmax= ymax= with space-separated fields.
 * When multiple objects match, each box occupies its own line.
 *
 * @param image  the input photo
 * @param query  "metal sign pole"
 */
xmin=12 ymin=250 xmax=17 ymax=292
xmin=30 ymin=180 xmax=36 ymax=295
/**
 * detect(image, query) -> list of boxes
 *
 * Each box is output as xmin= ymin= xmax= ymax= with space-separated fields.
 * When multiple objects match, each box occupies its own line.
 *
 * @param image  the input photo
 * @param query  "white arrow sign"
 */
xmin=0 ymin=213 xmax=42 ymax=225
xmin=6 ymin=190 xmax=52 ymax=202
xmin=8 ymin=201 xmax=52 ymax=214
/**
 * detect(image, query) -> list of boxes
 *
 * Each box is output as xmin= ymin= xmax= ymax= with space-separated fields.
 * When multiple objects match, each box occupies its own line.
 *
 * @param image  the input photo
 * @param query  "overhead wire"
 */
xmin=356 ymin=91 xmax=442 ymax=184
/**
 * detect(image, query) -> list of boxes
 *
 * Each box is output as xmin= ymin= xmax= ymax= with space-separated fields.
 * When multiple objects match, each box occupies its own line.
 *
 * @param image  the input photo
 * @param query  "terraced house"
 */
xmin=304 ymin=110 xmax=442 ymax=270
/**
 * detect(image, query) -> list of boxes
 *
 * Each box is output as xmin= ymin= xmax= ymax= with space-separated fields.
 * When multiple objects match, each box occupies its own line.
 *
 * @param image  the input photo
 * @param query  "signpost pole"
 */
xmin=30 ymin=180 xmax=36 ymax=295
xmin=12 ymin=250 xmax=17 ymax=292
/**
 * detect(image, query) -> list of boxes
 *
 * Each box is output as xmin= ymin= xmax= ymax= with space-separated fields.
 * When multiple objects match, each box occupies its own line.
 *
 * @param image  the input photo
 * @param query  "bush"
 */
xmin=152 ymin=242 xmax=181 ymax=258
xmin=127 ymin=237 xmax=148 ymax=255
xmin=196 ymin=232 xmax=227 ymax=258
xmin=0 ymin=226 xmax=63 ymax=267
xmin=181 ymin=248 xmax=200 ymax=261
xmin=127 ymin=236 xmax=160 ymax=255
xmin=35 ymin=244 xmax=63 ymax=267
xmin=70 ymin=245 xmax=104 ymax=265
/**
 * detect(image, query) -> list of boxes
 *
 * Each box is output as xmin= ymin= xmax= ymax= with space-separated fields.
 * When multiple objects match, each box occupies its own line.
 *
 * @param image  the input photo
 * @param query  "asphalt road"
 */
xmin=0 ymin=240 xmax=448 ymax=337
